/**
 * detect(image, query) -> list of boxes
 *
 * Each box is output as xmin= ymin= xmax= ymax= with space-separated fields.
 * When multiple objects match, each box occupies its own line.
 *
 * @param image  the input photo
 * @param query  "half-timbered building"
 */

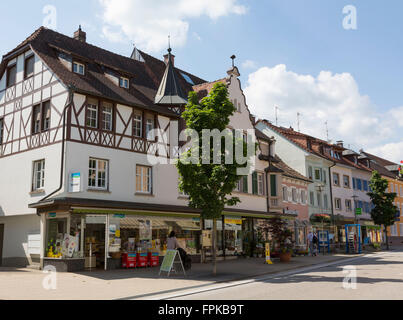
xmin=0 ymin=27 xmax=285 ymax=270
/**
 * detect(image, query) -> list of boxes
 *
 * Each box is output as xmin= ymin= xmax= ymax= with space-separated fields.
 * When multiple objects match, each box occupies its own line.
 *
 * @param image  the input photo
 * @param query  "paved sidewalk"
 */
xmin=0 ymin=253 xmax=368 ymax=300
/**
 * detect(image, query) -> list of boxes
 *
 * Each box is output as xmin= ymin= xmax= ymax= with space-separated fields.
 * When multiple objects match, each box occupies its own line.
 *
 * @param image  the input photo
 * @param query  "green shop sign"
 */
xmin=355 ymin=208 xmax=362 ymax=216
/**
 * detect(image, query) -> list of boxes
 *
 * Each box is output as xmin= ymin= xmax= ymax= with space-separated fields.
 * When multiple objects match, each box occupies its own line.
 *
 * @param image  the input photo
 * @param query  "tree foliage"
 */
xmin=368 ymin=171 xmax=397 ymax=227
xmin=176 ymin=83 xmax=251 ymax=219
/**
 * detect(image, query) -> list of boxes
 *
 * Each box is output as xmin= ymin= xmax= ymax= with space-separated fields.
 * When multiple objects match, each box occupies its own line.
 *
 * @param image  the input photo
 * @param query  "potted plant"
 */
xmin=266 ymin=217 xmax=294 ymax=263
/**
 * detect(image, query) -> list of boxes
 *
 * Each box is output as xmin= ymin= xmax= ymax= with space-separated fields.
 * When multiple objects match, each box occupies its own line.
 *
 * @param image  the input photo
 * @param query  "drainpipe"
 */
xmin=36 ymin=87 xmax=74 ymax=215
xmin=328 ymin=162 xmax=337 ymax=240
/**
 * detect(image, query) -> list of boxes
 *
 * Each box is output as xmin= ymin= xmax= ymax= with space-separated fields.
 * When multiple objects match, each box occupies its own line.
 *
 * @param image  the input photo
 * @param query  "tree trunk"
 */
xmin=212 ymin=219 xmax=217 ymax=276
xmin=385 ymin=226 xmax=390 ymax=251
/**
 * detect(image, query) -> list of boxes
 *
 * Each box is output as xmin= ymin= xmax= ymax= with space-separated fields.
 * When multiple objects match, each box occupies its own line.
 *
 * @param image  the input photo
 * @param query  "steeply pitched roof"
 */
xmin=1 ymin=27 xmax=206 ymax=117
xmin=273 ymin=156 xmax=312 ymax=184
xmin=154 ymin=49 xmax=188 ymax=106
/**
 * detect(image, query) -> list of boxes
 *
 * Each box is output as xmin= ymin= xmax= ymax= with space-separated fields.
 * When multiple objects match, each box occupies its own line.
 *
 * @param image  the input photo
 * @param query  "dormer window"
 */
xmin=73 ymin=61 xmax=85 ymax=75
xmin=119 ymin=77 xmax=129 ymax=89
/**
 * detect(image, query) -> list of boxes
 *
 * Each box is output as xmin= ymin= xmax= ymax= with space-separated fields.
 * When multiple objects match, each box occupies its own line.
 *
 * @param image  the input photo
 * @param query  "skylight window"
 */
xmin=181 ymin=72 xmax=194 ymax=85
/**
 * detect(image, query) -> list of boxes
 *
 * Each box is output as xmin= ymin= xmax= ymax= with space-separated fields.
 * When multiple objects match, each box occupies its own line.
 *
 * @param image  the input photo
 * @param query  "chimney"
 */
xmin=74 ymin=26 xmax=86 ymax=42
xmin=164 ymin=53 xmax=175 ymax=66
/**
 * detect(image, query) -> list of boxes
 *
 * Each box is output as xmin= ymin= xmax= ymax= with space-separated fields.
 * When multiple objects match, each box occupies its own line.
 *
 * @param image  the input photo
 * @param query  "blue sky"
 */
xmin=1 ymin=0 xmax=402 ymax=161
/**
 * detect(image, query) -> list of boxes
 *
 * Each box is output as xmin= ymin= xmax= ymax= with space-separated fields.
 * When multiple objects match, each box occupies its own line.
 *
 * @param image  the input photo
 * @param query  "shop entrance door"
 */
xmin=84 ymin=216 xmax=107 ymax=270
xmin=0 ymin=224 xmax=4 ymax=266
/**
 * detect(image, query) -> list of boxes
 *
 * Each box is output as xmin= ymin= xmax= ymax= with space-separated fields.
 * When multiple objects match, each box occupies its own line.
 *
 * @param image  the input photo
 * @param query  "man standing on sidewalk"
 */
xmin=308 ymin=231 xmax=314 ymax=256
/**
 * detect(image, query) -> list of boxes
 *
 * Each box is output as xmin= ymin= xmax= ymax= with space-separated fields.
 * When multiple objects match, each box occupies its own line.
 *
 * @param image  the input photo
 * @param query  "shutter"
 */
xmin=270 ymin=175 xmax=277 ymax=197
xmin=243 ymin=175 xmax=248 ymax=193
xmin=252 ymin=172 xmax=258 ymax=195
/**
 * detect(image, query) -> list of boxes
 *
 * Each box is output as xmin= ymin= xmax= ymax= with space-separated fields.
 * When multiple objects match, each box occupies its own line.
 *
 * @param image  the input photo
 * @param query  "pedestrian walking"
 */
xmin=308 ymin=231 xmax=315 ymax=256
xmin=313 ymin=232 xmax=319 ymax=256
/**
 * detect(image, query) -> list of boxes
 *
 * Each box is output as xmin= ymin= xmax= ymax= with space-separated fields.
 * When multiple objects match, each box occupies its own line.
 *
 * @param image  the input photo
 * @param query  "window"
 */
xmin=333 ymin=173 xmax=340 ymax=186
xmin=292 ymin=188 xmax=297 ymax=202
xmin=42 ymin=101 xmax=51 ymax=132
xmin=258 ymin=173 xmax=265 ymax=196
xmin=301 ymin=190 xmax=306 ymax=204
xmin=119 ymin=77 xmax=129 ymax=89
xmin=6 ymin=64 xmax=17 ymax=87
xmin=0 ymin=118 xmax=3 ymax=145
xmin=252 ymin=172 xmax=265 ymax=196
xmin=352 ymin=177 xmax=356 ymax=190
xmin=314 ymin=168 xmax=322 ymax=181
xmin=86 ymin=99 xmax=98 ymax=128
xmin=283 ymin=187 xmax=288 ymax=201
xmin=32 ymin=160 xmax=45 ymax=191
xmin=181 ymin=72 xmax=195 ymax=85
xmin=356 ymin=179 xmax=362 ymax=191
xmin=88 ymin=158 xmax=108 ymax=190
xmin=32 ymin=101 xmax=51 ymax=134
xmin=335 ymin=198 xmax=342 ymax=210
xmin=317 ymin=193 xmax=321 ymax=207
xmin=242 ymin=175 xmax=248 ymax=193
xmin=73 ymin=61 xmax=85 ymax=75
xmin=146 ymin=118 xmax=155 ymax=140
xmin=310 ymin=191 xmax=315 ymax=206
xmin=270 ymin=175 xmax=277 ymax=197
xmin=391 ymin=224 xmax=398 ymax=236
xmin=324 ymin=194 xmax=328 ymax=209
xmin=345 ymin=199 xmax=352 ymax=211
xmin=101 ymin=102 xmax=113 ymax=131
xmin=136 ymin=165 xmax=152 ymax=194
xmin=308 ymin=166 xmax=313 ymax=180
xmin=133 ymin=113 xmax=143 ymax=138
xmin=343 ymin=175 xmax=350 ymax=188
xmin=363 ymin=180 xmax=369 ymax=192
xmin=24 ymin=55 xmax=35 ymax=79
xmin=323 ymin=170 xmax=327 ymax=184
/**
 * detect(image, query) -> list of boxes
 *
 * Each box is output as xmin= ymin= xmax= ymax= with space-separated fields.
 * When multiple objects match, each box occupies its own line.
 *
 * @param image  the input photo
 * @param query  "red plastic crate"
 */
xmin=148 ymin=252 xmax=160 ymax=267
xmin=122 ymin=253 xmax=137 ymax=269
xmin=137 ymin=253 xmax=148 ymax=268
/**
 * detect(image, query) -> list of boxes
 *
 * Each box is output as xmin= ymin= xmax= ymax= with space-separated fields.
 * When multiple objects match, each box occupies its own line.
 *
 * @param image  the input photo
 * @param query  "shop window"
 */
xmin=32 ymin=159 xmax=45 ymax=191
xmin=136 ymin=165 xmax=152 ymax=194
xmin=88 ymin=158 xmax=108 ymax=190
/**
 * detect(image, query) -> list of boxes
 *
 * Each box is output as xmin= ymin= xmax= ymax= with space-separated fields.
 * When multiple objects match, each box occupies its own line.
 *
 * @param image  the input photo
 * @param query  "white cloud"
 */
xmin=98 ymin=0 xmax=247 ymax=52
xmin=244 ymin=64 xmax=403 ymax=163
xmin=242 ymin=60 xmax=257 ymax=70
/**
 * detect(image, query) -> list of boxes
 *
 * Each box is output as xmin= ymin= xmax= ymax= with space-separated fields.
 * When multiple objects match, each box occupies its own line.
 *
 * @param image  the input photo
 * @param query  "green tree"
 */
xmin=368 ymin=171 xmax=397 ymax=250
xmin=176 ymin=83 xmax=252 ymax=275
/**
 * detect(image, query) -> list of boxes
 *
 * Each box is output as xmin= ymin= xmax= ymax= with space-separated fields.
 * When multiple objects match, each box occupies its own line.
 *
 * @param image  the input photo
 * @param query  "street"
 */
xmin=149 ymin=250 xmax=403 ymax=300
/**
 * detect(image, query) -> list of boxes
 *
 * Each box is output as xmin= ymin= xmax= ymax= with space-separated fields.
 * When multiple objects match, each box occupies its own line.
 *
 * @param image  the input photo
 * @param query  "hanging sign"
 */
xmin=139 ymin=220 xmax=152 ymax=240
xmin=69 ymin=172 xmax=81 ymax=193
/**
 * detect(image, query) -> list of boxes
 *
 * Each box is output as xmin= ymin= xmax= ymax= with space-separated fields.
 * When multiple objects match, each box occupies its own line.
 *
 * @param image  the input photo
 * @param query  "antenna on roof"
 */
xmin=325 ymin=121 xmax=329 ymax=142
xmin=297 ymin=112 xmax=301 ymax=132
xmin=275 ymin=106 xmax=279 ymax=126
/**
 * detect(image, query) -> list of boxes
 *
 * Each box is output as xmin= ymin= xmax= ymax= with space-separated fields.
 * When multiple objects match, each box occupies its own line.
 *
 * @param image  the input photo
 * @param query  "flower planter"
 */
xmin=279 ymin=252 xmax=292 ymax=263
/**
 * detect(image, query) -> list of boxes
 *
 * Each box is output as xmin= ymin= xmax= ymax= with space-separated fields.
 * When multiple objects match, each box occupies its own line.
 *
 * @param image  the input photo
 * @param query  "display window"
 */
xmin=107 ymin=215 xmax=201 ymax=259
xmin=45 ymin=214 xmax=84 ymax=260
